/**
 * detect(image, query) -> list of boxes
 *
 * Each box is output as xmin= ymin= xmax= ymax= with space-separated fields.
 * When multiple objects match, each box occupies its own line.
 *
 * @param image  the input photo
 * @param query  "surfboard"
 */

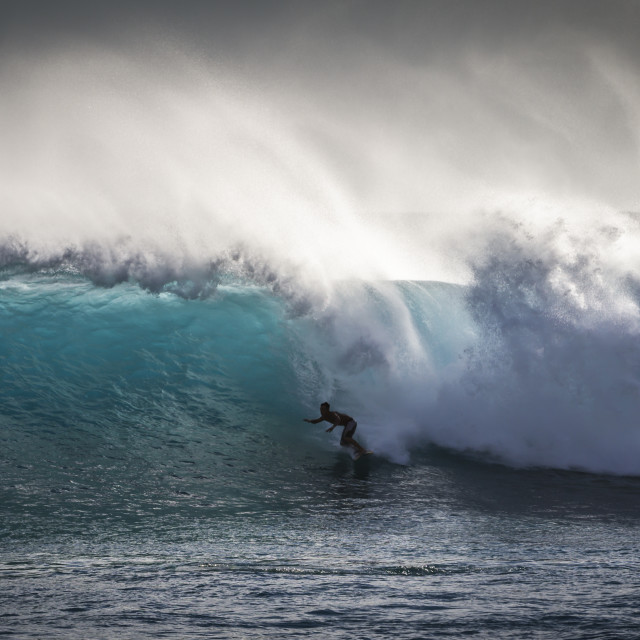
xmin=353 ymin=450 xmax=373 ymax=461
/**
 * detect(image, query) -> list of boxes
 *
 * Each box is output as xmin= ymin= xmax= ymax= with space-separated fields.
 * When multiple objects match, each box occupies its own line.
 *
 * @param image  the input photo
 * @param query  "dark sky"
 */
xmin=3 ymin=0 xmax=640 ymax=63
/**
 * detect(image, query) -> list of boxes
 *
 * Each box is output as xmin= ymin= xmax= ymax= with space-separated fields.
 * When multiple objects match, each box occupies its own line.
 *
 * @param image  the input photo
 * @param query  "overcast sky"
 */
xmin=3 ymin=1 xmax=640 ymax=57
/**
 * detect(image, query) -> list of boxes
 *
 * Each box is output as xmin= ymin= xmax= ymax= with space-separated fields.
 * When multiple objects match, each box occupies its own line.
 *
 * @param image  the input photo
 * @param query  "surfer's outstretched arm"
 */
xmin=303 ymin=416 xmax=324 ymax=424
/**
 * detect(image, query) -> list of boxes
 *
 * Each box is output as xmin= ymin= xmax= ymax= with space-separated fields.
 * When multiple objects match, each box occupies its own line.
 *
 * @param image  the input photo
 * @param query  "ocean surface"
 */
xmin=2 ymin=260 xmax=640 ymax=639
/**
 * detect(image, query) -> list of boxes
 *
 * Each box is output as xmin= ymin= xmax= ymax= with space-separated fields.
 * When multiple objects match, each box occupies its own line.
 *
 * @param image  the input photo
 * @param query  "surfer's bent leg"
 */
xmin=341 ymin=420 xmax=366 ymax=454
xmin=340 ymin=420 xmax=357 ymax=445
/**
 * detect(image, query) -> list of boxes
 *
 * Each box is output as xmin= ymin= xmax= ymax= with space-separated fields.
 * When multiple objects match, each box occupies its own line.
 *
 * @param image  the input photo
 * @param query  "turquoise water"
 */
xmin=2 ymin=271 xmax=640 ymax=638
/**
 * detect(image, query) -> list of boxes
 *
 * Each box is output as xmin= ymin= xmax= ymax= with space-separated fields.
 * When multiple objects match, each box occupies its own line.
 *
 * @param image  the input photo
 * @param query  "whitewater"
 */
xmin=2 ymin=30 xmax=640 ymax=639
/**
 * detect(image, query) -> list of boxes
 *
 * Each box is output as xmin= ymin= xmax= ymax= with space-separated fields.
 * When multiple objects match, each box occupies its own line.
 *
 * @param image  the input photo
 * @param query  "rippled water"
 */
xmin=3 ymin=450 xmax=640 ymax=639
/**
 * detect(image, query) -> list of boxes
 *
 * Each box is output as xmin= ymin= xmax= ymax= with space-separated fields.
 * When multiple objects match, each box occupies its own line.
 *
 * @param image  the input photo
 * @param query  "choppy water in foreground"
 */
xmin=3 ymin=451 xmax=640 ymax=639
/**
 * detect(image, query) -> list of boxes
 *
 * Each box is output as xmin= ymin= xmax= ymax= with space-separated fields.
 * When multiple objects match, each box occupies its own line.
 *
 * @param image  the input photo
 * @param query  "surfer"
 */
xmin=304 ymin=402 xmax=371 ymax=459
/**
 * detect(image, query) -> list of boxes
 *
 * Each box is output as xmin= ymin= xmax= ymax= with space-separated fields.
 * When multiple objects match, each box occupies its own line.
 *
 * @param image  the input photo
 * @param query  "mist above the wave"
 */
xmin=0 ymin=44 xmax=411 ymax=285
xmin=1 ymin=22 xmax=638 ymax=286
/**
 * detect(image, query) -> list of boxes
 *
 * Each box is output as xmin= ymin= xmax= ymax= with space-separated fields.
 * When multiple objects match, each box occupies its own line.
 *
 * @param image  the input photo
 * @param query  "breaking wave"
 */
xmin=2 ymin=215 xmax=640 ymax=476
xmin=2 ymin=41 xmax=640 ymax=476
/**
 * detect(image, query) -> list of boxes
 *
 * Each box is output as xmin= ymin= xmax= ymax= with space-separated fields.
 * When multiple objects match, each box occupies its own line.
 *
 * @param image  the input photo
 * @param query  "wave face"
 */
xmin=2 ymin=225 xmax=640 ymax=477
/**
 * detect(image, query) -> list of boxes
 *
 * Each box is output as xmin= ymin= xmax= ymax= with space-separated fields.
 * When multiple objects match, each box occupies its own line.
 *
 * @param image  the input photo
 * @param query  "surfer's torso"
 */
xmin=332 ymin=411 xmax=353 ymax=427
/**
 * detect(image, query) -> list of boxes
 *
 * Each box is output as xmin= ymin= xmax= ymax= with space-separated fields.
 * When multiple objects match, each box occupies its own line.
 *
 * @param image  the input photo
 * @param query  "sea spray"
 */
xmin=429 ymin=219 xmax=640 ymax=473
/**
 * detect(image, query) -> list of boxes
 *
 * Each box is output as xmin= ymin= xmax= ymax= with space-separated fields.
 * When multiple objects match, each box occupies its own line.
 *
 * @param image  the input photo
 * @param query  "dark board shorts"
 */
xmin=343 ymin=420 xmax=357 ymax=438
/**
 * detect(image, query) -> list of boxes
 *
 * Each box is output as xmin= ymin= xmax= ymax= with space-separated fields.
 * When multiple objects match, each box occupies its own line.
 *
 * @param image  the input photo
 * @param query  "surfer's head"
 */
xmin=320 ymin=402 xmax=330 ymax=414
